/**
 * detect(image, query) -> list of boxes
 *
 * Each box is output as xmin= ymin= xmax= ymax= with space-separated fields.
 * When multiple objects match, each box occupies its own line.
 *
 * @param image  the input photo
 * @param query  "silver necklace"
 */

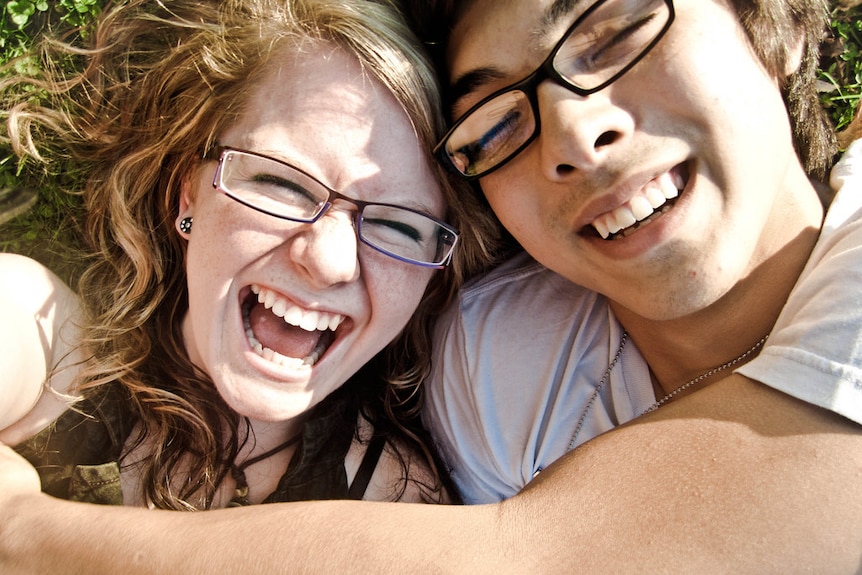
xmin=567 ymin=330 xmax=769 ymax=451
xmin=567 ymin=330 xmax=628 ymax=451
xmin=640 ymin=333 xmax=769 ymax=415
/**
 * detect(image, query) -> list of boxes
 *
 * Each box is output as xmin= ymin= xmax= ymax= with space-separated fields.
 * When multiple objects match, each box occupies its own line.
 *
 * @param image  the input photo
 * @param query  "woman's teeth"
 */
xmin=254 ymin=285 xmax=345 ymax=331
xmin=245 ymin=284 xmax=344 ymax=368
xmin=591 ymin=172 xmax=682 ymax=240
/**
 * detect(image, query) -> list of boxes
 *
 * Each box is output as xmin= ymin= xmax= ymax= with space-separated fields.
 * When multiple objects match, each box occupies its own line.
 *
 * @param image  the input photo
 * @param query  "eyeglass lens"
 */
xmin=438 ymin=0 xmax=672 ymax=179
xmin=215 ymin=149 xmax=457 ymax=267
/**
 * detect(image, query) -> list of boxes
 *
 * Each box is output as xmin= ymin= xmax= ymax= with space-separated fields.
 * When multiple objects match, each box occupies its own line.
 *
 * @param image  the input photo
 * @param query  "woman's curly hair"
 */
xmin=3 ymin=0 xmax=501 ymax=508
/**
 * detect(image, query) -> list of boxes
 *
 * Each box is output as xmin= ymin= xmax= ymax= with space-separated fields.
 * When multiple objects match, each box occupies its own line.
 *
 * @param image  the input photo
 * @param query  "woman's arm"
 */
xmin=2 ymin=374 xmax=860 ymax=573
xmin=0 ymin=254 xmax=81 ymax=443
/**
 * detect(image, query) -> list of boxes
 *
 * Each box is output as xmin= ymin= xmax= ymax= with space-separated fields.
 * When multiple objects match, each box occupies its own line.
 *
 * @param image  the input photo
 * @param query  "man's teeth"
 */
xmin=246 ymin=284 xmax=344 ymax=367
xmin=591 ymin=172 xmax=681 ymax=239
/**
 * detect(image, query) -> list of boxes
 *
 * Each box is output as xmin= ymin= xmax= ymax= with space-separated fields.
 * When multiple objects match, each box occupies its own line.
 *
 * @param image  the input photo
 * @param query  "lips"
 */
xmin=242 ymin=284 xmax=345 ymax=368
xmin=589 ymin=165 xmax=688 ymax=240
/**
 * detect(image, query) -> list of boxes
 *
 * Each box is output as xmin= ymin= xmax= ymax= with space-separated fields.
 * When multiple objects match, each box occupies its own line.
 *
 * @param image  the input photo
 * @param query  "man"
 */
xmin=420 ymin=0 xmax=862 ymax=503
xmin=1 ymin=0 xmax=861 ymax=571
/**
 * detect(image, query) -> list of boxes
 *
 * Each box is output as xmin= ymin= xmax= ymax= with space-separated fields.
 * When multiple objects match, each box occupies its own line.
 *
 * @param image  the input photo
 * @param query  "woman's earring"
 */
xmin=179 ymin=216 xmax=193 ymax=234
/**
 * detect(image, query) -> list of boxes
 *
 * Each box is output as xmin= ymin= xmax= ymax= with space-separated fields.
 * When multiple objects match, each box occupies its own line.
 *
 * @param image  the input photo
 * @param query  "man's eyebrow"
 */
xmin=448 ymin=67 xmax=508 ymax=116
xmin=536 ymin=0 xmax=587 ymax=45
xmin=447 ymin=0 xmax=588 ymax=116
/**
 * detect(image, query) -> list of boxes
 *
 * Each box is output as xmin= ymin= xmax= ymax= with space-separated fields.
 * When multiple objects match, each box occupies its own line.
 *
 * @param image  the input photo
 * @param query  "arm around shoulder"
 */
xmin=2 ymin=374 xmax=859 ymax=573
xmin=503 ymin=373 xmax=862 ymax=571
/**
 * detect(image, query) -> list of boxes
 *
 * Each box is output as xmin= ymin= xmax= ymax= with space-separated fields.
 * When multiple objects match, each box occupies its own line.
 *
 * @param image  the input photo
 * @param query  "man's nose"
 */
xmin=534 ymin=80 xmax=633 ymax=179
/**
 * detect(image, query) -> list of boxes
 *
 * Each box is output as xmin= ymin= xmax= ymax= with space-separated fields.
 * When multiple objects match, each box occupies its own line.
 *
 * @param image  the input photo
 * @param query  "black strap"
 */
xmin=347 ymin=435 xmax=386 ymax=500
xmin=228 ymin=433 xmax=302 ymax=507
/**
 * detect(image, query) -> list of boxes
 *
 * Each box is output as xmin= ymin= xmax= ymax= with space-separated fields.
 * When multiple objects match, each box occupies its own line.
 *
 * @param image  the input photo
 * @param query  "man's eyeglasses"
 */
xmin=210 ymin=147 xmax=459 ymax=268
xmin=434 ymin=0 xmax=674 ymax=180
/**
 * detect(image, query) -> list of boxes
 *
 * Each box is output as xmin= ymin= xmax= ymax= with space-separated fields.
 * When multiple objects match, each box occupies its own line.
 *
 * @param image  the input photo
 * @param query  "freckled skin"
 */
xmin=180 ymin=46 xmax=443 ymax=429
xmin=449 ymin=0 xmax=821 ymax=323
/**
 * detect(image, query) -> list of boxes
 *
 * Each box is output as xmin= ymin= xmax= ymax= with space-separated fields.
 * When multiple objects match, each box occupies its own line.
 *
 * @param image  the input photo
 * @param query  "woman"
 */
xmin=0 ymin=0 xmax=498 ymax=509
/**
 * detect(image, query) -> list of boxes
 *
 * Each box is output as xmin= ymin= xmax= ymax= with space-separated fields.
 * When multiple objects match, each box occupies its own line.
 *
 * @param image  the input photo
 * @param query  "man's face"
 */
xmin=446 ymin=0 xmax=820 ymax=321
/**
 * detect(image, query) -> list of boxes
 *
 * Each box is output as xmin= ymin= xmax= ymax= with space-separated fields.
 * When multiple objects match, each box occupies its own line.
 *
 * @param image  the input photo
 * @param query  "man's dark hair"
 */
xmin=407 ymin=0 xmax=838 ymax=179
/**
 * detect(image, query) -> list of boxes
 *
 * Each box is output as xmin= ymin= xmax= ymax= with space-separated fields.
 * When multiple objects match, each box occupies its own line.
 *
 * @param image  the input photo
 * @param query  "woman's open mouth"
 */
xmin=588 ymin=164 xmax=689 ymax=240
xmin=241 ymin=284 xmax=345 ymax=369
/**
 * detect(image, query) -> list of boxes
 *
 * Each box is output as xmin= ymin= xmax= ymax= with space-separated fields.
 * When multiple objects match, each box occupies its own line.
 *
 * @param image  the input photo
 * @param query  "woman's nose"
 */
xmin=289 ymin=210 xmax=360 ymax=288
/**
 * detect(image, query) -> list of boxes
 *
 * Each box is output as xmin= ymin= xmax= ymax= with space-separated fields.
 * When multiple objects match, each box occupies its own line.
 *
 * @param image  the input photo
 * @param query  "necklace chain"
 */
xmin=640 ymin=333 xmax=769 ymax=415
xmin=567 ymin=330 xmax=628 ymax=451
xmin=227 ymin=432 xmax=301 ymax=507
xmin=567 ymin=330 xmax=768 ymax=452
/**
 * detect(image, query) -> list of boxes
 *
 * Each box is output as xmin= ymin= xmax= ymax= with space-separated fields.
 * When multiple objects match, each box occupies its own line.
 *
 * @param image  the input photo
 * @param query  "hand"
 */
xmin=0 ymin=444 xmax=45 ymax=573
xmin=0 ymin=443 xmax=41 ymax=502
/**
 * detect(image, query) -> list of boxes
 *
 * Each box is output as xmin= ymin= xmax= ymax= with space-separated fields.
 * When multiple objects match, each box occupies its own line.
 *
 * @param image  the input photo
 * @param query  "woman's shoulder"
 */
xmin=346 ymin=414 xmax=452 ymax=504
xmin=0 ymin=253 xmax=78 ymax=306
xmin=0 ymin=253 xmax=82 ymax=356
xmin=0 ymin=253 xmax=83 ymax=445
xmin=1 ymin=251 xmax=55 ymax=281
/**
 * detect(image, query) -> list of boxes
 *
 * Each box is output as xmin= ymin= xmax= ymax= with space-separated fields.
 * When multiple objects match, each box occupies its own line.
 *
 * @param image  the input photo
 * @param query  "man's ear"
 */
xmin=784 ymin=30 xmax=805 ymax=77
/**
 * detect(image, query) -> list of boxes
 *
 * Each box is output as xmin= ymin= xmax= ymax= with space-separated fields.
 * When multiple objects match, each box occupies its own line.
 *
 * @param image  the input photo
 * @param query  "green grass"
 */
xmin=0 ymin=0 xmax=99 ymax=282
xmin=0 ymin=1 xmax=860 ymax=283
xmin=820 ymin=3 xmax=862 ymax=134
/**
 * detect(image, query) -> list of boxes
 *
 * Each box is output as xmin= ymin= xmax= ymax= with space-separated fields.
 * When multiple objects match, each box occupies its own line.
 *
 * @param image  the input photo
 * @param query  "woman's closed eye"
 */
xmin=247 ymin=174 xmax=321 ymax=207
xmin=362 ymin=216 xmax=424 ymax=244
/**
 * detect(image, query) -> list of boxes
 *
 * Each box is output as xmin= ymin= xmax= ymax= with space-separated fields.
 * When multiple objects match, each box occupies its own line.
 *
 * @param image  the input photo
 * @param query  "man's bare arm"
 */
xmin=2 ymin=374 xmax=860 ymax=573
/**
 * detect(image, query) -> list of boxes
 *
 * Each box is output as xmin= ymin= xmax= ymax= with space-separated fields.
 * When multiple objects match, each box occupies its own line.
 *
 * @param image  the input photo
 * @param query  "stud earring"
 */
xmin=179 ymin=216 xmax=193 ymax=234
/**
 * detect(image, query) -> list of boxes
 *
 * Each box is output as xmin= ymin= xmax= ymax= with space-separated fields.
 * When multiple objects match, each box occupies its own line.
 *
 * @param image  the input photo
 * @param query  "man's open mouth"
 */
xmin=588 ymin=165 xmax=688 ymax=240
xmin=242 ymin=284 xmax=344 ymax=368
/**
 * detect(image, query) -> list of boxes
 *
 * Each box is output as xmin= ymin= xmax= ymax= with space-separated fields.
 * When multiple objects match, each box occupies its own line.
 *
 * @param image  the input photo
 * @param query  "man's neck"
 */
xmin=613 ymin=192 xmax=824 ymax=397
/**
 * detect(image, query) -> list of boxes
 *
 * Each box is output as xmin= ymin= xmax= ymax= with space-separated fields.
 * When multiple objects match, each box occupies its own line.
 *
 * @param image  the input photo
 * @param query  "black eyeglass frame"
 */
xmin=433 ymin=0 xmax=675 ymax=181
xmin=207 ymin=146 xmax=460 ymax=269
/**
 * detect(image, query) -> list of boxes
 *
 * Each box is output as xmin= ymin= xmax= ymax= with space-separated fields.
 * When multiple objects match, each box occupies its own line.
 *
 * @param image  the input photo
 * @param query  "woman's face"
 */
xmin=180 ymin=46 xmax=444 ymax=425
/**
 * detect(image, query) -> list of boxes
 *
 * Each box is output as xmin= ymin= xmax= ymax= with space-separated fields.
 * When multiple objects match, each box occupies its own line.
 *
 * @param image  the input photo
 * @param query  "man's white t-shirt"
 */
xmin=424 ymin=140 xmax=862 ymax=504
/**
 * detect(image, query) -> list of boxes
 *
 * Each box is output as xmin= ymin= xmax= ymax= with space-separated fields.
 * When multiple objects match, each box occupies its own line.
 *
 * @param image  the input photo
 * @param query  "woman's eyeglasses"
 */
xmin=210 ymin=147 xmax=459 ymax=268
